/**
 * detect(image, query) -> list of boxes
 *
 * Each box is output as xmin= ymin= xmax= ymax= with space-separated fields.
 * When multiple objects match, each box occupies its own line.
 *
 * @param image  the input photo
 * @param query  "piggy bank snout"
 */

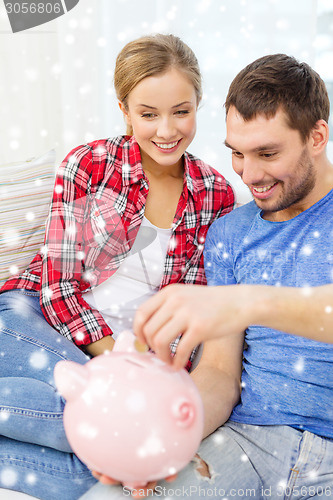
xmin=172 ymin=397 xmax=197 ymax=428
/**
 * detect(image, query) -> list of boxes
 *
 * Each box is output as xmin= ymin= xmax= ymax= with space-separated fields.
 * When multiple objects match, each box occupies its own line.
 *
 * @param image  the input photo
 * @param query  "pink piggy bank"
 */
xmin=54 ymin=330 xmax=204 ymax=488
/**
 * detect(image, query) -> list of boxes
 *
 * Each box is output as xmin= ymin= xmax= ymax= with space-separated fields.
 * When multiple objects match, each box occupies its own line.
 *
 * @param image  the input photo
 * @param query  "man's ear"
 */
xmin=310 ymin=119 xmax=329 ymax=156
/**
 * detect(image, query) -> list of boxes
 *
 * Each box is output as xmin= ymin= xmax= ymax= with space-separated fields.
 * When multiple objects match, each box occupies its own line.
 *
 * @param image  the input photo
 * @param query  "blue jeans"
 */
xmin=0 ymin=289 xmax=97 ymax=499
xmin=80 ymin=418 xmax=333 ymax=499
xmin=2 ymin=292 xmax=333 ymax=500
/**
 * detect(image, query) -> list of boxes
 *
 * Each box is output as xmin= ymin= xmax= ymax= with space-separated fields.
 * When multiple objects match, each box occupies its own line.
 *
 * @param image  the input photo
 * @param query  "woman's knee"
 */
xmin=0 ymin=435 xmax=97 ymax=499
xmin=0 ymin=292 xmax=88 ymax=379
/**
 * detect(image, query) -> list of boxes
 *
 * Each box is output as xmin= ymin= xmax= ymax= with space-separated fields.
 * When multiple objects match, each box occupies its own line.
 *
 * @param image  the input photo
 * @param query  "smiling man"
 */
xmin=223 ymin=55 xmax=331 ymax=222
xmin=132 ymin=54 xmax=333 ymax=499
xmin=224 ymin=108 xmax=318 ymax=219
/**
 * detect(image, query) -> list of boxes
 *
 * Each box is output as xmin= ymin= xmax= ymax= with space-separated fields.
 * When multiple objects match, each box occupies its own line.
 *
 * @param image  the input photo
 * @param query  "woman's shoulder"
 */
xmin=65 ymin=136 xmax=128 ymax=161
xmin=87 ymin=135 xmax=129 ymax=161
xmin=185 ymin=151 xmax=229 ymax=184
xmin=61 ymin=136 xmax=128 ymax=174
xmin=184 ymin=151 xmax=235 ymax=206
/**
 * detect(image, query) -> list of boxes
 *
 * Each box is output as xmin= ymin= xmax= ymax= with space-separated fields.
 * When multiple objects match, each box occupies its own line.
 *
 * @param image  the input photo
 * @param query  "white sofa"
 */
xmin=0 ymin=150 xmax=56 ymax=286
xmin=0 ymin=151 xmax=56 ymax=499
xmin=0 ymin=490 xmax=37 ymax=499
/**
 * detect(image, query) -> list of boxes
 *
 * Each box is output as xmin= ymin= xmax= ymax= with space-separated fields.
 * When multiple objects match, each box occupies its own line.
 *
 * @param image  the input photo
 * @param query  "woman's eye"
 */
xmin=141 ymin=113 xmax=156 ymax=119
xmin=175 ymin=110 xmax=190 ymax=115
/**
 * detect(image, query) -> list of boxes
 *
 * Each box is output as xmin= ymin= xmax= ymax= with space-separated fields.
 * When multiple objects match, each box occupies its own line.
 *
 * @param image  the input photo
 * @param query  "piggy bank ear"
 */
xmin=54 ymin=360 xmax=88 ymax=402
xmin=172 ymin=397 xmax=196 ymax=428
xmin=113 ymin=330 xmax=137 ymax=353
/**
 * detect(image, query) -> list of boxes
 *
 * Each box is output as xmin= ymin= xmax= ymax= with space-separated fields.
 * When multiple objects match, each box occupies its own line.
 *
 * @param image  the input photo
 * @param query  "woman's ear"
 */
xmin=310 ymin=119 xmax=329 ymax=156
xmin=118 ymin=100 xmax=126 ymax=114
xmin=118 ymin=101 xmax=131 ymax=125
xmin=118 ymin=101 xmax=133 ymax=136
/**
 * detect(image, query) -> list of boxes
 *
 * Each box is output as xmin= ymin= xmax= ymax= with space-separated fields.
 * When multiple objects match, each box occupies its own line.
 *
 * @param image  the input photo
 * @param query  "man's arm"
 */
xmin=134 ymin=282 xmax=333 ymax=369
xmin=190 ymin=335 xmax=243 ymax=438
xmin=250 ymin=282 xmax=333 ymax=343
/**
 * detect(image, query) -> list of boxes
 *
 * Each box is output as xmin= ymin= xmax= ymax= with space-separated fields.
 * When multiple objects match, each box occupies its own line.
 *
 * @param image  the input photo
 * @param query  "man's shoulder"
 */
xmin=205 ymin=200 xmax=259 ymax=251
xmin=215 ymin=200 xmax=259 ymax=229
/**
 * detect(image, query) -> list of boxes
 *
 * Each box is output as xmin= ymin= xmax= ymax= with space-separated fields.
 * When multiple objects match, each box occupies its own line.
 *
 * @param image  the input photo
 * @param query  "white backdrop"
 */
xmin=0 ymin=0 xmax=332 ymax=202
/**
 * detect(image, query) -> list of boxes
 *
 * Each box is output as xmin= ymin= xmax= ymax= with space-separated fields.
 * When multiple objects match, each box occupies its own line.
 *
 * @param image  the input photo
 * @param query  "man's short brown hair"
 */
xmin=225 ymin=54 xmax=330 ymax=142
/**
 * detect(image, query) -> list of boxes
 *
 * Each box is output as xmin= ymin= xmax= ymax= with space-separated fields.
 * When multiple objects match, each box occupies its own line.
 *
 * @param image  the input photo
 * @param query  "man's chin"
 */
xmin=252 ymin=197 xmax=281 ymax=213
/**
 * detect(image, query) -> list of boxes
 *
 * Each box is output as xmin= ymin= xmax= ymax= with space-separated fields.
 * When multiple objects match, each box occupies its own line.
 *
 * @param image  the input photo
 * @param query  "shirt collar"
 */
xmin=183 ymin=151 xmax=196 ymax=198
xmin=121 ymin=136 xmax=147 ymax=187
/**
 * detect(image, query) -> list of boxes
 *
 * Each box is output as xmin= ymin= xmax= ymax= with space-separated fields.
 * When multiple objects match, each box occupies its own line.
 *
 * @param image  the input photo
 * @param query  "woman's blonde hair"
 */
xmin=114 ymin=33 xmax=202 ymax=135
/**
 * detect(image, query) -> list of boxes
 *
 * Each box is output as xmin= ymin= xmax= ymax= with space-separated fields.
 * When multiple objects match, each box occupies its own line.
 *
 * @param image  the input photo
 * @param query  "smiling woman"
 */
xmin=119 ymin=68 xmax=197 ymax=178
xmin=0 ymin=33 xmax=234 ymax=500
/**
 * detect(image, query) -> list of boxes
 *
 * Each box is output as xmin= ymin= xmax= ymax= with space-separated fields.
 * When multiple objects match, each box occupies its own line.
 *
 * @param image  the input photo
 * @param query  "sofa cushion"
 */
xmin=0 ymin=150 xmax=56 ymax=284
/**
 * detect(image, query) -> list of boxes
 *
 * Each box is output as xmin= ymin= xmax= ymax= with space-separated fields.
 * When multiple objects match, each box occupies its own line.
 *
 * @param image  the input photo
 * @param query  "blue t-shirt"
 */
xmin=204 ymin=189 xmax=333 ymax=438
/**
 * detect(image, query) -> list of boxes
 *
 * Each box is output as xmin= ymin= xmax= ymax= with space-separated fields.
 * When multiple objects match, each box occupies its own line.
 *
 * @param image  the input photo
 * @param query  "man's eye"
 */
xmin=232 ymin=151 xmax=243 ymax=158
xmin=261 ymin=153 xmax=276 ymax=158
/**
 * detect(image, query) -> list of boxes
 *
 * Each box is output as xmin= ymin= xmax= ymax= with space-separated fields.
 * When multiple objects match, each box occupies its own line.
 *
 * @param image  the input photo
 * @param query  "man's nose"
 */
xmin=239 ymin=157 xmax=265 ymax=186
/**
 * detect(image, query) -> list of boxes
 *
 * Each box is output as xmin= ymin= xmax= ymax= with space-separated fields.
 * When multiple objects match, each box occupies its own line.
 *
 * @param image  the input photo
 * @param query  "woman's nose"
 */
xmin=156 ymin=117 xmax=177 ymax=140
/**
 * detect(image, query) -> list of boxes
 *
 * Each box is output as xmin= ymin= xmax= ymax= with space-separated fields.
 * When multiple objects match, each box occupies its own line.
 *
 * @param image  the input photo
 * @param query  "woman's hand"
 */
xmin=84 ymin=335 xmax=115 ymax=357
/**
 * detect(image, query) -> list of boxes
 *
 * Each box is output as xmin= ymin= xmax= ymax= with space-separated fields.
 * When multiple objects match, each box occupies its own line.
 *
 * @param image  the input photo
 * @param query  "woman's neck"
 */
xmin=140 ymin=150 xmax=184 ymax=180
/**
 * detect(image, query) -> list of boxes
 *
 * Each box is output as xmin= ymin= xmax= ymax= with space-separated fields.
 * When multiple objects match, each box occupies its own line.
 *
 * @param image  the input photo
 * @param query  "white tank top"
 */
xmin=84 ymin=216 xmax=172 ymax=338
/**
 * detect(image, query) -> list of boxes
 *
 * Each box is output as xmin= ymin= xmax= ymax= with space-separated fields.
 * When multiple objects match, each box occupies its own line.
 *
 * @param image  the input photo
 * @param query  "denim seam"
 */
xmin=0 ymin=327 xmax=69 ymax=360
xmin=2 ymin=290 xmax=40 ymax=297
xmin=0 ymin=457 xmax=93 ymax=477
xmin=298 ymin=435 xmax=326 ymax=478
xmin=0 ymin=406 xmax=63 ymax=419
xmin=285 ymin=432 xmax=312 ymax=498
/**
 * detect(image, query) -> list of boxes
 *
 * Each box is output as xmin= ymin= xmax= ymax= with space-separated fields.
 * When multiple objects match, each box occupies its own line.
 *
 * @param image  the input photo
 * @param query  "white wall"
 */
xmin=0 ymin=0 xmax=332 ymax=203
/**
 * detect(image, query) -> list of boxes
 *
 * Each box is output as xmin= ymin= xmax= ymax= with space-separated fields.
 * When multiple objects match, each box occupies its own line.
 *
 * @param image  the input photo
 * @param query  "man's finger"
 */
xmin=172 ymin=331 xmax=199 ymax=370
xmin=91 ymin=471 xmax=120 ymax=485
xmin=134 ymin=288 xmax=170 ymax=343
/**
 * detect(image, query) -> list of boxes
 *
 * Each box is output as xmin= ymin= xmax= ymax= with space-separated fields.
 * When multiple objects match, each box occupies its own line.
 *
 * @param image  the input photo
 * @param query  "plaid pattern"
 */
xmin=1 ymin=136 xmax=234 ymax=368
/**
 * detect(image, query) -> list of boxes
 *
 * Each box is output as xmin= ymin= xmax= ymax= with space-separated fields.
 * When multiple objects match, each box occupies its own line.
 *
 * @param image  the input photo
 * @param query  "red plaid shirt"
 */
xmin=1 ymin=136 xmax=234 ymax=367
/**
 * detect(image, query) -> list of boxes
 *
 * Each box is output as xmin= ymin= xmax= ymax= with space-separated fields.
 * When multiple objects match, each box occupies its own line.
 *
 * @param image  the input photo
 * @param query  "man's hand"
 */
xmin=134 ymin=282 xmax=333 ymax=368
xmin=91 ymin=471 xmax=177 ymax=498
xmin=134 ymin=283 xmax=252 ymax=369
